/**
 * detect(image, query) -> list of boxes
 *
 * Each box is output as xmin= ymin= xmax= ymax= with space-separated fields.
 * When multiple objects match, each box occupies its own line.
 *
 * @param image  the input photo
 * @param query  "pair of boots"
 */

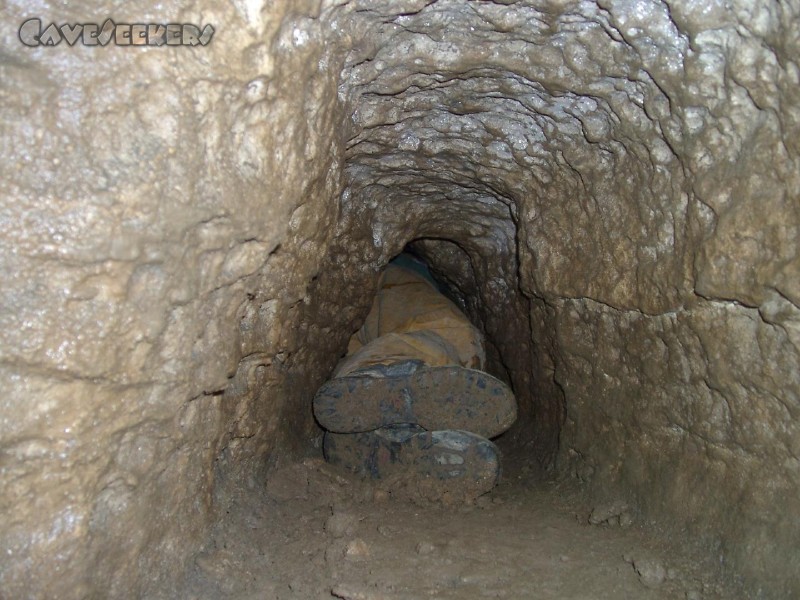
xmin=313 ymin=257 xmax=517 ymax=501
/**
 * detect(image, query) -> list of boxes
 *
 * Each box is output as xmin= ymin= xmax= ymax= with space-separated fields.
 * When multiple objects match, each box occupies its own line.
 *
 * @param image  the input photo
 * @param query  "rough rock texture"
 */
xmin=1 ymin=0 xmax=799 ymax=598
xmin=1 ymin=0 xmax=348 ymax=596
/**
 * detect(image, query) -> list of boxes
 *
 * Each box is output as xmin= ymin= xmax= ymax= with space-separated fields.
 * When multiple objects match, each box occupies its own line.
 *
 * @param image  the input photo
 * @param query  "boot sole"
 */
xmin=323 ymin=428 xmax=501 ymax=496
xmin=313 ymin=366 xmax=517 ymax=439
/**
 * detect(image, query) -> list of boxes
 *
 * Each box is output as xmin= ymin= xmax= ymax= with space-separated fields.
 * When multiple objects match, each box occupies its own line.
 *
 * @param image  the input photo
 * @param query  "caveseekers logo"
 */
xmin=19 ymin=18 xmax=214 ymax=47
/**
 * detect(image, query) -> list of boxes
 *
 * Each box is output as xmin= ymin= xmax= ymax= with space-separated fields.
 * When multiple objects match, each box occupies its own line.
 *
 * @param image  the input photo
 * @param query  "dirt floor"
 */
xmin=175 ymin=446 xmax=739 ymax=600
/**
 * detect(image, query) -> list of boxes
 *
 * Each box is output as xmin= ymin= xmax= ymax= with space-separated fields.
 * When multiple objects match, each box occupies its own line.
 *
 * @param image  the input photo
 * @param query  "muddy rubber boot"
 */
xmin=323 ymin=426 xmax=501 ymax=500
xmin=313 ymin=360 xmax=517 ymax=439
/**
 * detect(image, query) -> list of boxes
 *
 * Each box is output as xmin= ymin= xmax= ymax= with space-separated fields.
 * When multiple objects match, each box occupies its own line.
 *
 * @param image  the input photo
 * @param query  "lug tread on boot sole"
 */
xmin=323 ymin=428 xmax=501 ymax=489
xmin=313 ymin=366 xmax=517 ymax=439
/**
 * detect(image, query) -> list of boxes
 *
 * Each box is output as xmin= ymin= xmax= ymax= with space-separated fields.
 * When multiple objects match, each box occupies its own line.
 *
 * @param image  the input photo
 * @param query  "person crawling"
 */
xmin=314 ymin=254 xmax=517 ymax=502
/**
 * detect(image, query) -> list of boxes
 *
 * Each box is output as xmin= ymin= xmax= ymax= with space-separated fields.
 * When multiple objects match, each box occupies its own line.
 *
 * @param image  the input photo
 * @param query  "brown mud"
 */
xmin=179 ymin=452 xmax=736 ymax=600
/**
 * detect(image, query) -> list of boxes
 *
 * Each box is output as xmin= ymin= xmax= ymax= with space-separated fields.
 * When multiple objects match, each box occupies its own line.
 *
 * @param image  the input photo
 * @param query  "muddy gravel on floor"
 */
xmin=172 ymin=457 xmax=739 ymax=600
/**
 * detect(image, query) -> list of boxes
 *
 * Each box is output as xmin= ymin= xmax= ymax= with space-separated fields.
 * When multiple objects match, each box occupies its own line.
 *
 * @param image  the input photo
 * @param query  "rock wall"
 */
xmin=1 ymin=0 xmax=798 ymax=598
xmin=1 ymin=0 xmax=349 ymax=596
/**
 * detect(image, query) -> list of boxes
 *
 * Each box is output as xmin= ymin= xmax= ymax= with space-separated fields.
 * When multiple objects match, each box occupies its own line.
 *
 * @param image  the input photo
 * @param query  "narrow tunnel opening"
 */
xmin=354 ymin=240 xmax=519 ymax=395
xmin=302 ymin=219 xmax=555 ymax=467
xmin=403 ymin=238 xmax=517 ymax=398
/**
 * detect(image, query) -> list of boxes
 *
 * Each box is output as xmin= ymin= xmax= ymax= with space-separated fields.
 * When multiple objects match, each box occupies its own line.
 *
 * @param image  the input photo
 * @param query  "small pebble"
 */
xmin=589 ymin=500 xmax=629 ymax=525
xmin=345 ymin=538 xmax=370 ymax=559
xmin=634 ymin=558 xmax=667 ymax=588
xmin=416 ymin=541 xmax=436 ymax=555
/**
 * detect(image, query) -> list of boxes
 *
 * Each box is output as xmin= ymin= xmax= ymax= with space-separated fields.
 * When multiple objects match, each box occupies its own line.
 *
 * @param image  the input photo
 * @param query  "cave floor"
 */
xmin=177 ymin=452 xmax=736 ymax=599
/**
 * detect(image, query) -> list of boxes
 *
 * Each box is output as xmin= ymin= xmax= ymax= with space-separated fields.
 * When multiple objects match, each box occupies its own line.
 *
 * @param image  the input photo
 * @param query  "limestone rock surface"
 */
xmin=1 ymin=0 xmax=798 ymax=598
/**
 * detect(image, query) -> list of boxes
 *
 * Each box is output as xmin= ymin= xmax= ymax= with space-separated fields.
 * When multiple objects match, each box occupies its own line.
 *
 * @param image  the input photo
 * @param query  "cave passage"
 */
xmin=2 ymin=0 xmax=799 ymax=598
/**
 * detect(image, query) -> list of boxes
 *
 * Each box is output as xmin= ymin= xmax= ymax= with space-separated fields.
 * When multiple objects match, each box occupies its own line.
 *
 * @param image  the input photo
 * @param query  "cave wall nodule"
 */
xmin=1 ymin=0 xmax=798 ymax=597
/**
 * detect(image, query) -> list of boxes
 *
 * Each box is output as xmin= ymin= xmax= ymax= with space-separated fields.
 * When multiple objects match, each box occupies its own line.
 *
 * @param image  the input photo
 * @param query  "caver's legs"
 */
xmin=313 ymin=257 xmax=517 ymax=500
